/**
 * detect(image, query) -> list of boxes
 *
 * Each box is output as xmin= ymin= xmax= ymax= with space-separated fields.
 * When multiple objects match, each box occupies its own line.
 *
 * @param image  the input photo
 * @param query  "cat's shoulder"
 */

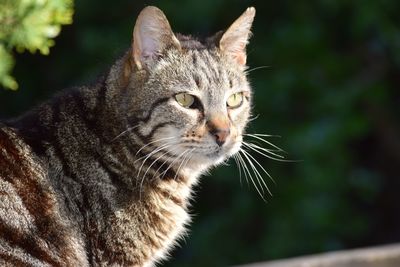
xmin=0 ymin=123 xmax=46 ymax=180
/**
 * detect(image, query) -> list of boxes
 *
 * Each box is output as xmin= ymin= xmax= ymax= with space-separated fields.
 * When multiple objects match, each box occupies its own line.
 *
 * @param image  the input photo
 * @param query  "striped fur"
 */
xmin=0 ymin=6 xmax=255 ymax=266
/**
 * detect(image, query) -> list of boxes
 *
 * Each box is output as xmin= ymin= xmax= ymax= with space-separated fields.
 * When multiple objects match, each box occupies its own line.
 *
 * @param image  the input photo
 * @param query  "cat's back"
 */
xmin=0 ymin=123 xmax=43 ymax=180
xmin=0 ymin=124 xmax=88 ymax=267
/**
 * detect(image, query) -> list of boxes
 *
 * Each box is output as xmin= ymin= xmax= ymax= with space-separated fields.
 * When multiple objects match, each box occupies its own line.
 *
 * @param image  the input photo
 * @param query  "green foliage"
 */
xmin=0 ymin=0 xmax=73 ymax=89
xmin=0 ymin=44 xmax=16 ymax=89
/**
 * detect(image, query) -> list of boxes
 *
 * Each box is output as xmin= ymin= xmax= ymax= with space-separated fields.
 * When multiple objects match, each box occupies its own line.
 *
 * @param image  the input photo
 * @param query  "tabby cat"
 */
xmin=0 ymin=6 xmax=256 ymax=267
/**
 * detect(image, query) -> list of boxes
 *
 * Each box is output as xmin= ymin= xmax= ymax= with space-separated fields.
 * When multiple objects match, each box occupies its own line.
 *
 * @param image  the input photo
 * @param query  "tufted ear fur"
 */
xmin=132 ymin=6 xmax=181 ymax=70
xmin=219 ymin=7 xmax=256 ymax=66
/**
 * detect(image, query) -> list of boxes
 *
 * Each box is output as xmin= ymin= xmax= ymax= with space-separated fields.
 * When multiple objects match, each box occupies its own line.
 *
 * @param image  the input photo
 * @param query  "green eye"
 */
xmin=227 ymin=92 xmax=244 ymax=108
xmin=175 ymin=93 xmax=195 ymax=108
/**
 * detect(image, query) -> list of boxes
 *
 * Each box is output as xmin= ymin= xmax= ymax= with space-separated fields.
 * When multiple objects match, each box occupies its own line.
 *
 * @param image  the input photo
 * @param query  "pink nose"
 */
xmin=209 ymin=127 xmax=230 ymax=146
xmin=207 ymin=117 xmax=231 ymax=146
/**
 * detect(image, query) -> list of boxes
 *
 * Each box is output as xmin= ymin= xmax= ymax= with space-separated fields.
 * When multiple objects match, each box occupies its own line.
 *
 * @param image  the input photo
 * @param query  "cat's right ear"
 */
xmin=132 ymin=6 xmax=181 ymax=70
xmin=219 ymin=7 xmax=255 ymax=66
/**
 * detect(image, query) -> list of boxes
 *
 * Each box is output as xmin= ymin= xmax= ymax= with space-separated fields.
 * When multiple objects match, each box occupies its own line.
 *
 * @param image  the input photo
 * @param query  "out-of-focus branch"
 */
xmin=0 ymin=0 xmax=74 ymax=90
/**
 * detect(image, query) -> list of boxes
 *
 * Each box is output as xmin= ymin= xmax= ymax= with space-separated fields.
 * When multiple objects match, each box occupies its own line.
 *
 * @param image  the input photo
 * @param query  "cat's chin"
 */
xmin=186 ymin=146 xmax=239 ymax=171
xmin=181 ymin=155 xmax=226 ymax=181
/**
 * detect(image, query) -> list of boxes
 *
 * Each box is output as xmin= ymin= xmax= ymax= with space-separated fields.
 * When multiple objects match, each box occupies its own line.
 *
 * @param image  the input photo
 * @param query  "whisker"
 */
xmin=249 ymin=144 xmax=284 ymax=154
xmin=155 ymin=148 xmax=195 ymax=203
xmin=247 ymin=143 xmax=300 ymax=163
xmin=137 ymin=143 xmax=177 ymax=200
xmin=136 ymin=143 xmax=174 ymax=182
xmin=243 ymin=150 xmax=276 ymax=188
xmin=232 ymin=155 xmax=243 ymax=186
xmin=240 ymin=149 xmax=271 ymax=196
xmin=238 ymin=150 xmax=266 ymax=202
xmin=243 ymin=141 xmax=284 ymax=157
xmin=244 ymin=65 xmax=270 ymax=74
xmin=241 ymin=148 xmax=275 ymax=188
xmin=251 ymin=133 xmax=281 ymax=138
xmin=151 ymin=146 xmax=181 ymax=180
xmin=160 ymin=149 xmax=191 ymax=179
xmin=243 ymin=142 xmax=285 ymax=160
xmin=236 ymin=153 xmax=249 ymax=186
xmin=135 ymin=136 xmax=175 ymax=156
xmin=141 ymin=148 xmax=174 ymax=183
xmin=234 ymin=153 xmax=249 ymax=185
xmin=244 ymin=134 xmax=285 ymax=152
xmin=244 ymin=141 xmax=301 ymax=163
xmin=111 ymin=125 xmax=140 ymax=142
xmin=248 ymin=114 xmax=260 ymax=122
xmin=173 ymin=148 xmax=195 ymax=181
xmin=134 ymin=139 xmax=176 ymax=163
xmin=183 ymin=148 xmax=196 ymax=169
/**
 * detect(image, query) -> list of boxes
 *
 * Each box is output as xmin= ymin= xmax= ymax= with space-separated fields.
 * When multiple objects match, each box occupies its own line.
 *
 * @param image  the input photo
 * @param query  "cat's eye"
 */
xmin=175 ymin=93 xmax=195 ymax=108
xmin=226 ymin=92 xmax=244 ymax=108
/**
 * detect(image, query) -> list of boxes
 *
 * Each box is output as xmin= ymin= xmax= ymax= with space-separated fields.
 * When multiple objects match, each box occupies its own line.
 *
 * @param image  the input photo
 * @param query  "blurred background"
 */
xmin=1 ymin=0 xmax=400 ymax=266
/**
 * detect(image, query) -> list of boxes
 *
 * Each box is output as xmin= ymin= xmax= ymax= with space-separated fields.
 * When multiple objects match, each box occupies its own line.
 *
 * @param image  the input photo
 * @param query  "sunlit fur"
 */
xmin=0 ymin=6 xmax=286 ymax=267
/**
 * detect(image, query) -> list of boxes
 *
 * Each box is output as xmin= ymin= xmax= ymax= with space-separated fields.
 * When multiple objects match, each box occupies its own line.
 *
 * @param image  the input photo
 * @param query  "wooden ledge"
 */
xmin=236 ymin=243 xmax=400 ymax=267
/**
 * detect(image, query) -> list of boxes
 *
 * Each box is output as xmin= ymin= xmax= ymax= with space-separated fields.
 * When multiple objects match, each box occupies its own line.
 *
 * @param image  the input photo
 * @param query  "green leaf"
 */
xmin=0 ymin=0 xmax=74 ymax=89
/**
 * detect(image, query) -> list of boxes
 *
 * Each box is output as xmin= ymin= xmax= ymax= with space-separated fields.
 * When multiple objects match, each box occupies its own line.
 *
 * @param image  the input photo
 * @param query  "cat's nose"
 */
xmin=210 ymin=128 xmax=230 ymax=146
xmin=207 ymin=117 xmax=231 ymax=146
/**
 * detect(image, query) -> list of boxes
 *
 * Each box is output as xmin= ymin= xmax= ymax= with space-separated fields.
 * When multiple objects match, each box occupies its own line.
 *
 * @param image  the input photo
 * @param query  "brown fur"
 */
xmin=0 ymin=6 xmax=255 ymax=266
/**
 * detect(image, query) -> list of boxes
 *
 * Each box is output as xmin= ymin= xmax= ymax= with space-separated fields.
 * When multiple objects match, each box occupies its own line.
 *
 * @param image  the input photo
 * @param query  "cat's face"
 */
xmin=117 ymin=6 xmax=255 ymax=174
xmin=144 ymin=49 xmax=251 ymax=168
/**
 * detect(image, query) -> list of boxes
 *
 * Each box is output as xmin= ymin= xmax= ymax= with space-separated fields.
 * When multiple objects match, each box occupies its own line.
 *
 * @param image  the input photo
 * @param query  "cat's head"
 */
xmin=112 ymin=6 xmax=255 ymax=175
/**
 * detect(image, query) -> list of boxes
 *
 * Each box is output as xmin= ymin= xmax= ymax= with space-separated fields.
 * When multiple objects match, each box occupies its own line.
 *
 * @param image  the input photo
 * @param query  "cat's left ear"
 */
xmin=132 ymin=6 xmax=181 ymax=70
xmin=219 ymin=7 xmax=256 ymax=66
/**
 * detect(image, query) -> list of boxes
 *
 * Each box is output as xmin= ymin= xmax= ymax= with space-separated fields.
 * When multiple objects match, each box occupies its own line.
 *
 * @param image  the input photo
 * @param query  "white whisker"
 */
xmin=240 ymin=149 xmax=271 ymax=196
xmin=243 ymin=142 xmax=285 ymax=160
xmin=135 ymin=136 xmax=175 ymax=157
xmin=232 ymin=155 xmax=243 ymax=186
xmin=160 ymin=149 xmax=190 ymax=179
xmin=246 ymin=139 xmax=301 ymax=162
xmin=136 ymin=142 xmax=174 ymax=184
xmin=134 ymin=139 xmax=175 ymax=163
xmin=151 ymin=147 xmax=181 ymax=179
xmin=141 ymin=148 xmax=174 ymax=183
xmin=236 ymin=153 xmax=249 ymax=185
xmin=173 ymin=148 xmax=195 ymax=181
xmin=241 ymin=147 xmax=274 ymax=181
xmin=248 ymin=114 xmax=260 ymax=122
xmin=244 ymin=134 xmax=285 ymax=152
xmin=244 ymin=65 xmax=270 ymax=74
xmin=241 ymin=148 xmax=275 ymax=189
xmin=111 ymin=125 xmax=140 ymax=142
xmin=251 ymin=133 xmax=281 ymax=138
xmin=238 ymin=149 xmax=266 ymax=201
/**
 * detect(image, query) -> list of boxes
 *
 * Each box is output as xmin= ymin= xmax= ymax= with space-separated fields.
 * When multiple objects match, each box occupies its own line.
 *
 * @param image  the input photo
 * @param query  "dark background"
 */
xmin=1 ymin=1 xmax=400 ymax=266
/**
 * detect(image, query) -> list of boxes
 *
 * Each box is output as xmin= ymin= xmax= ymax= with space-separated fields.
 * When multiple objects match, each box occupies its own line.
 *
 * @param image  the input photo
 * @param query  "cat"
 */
xmin=0 ymin=5 xmax=256 ymax=267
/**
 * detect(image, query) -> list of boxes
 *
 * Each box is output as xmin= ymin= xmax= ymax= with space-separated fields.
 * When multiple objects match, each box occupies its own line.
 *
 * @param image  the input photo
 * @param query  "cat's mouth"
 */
xmin=182 ymin=142 xmax=240 ymax=163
